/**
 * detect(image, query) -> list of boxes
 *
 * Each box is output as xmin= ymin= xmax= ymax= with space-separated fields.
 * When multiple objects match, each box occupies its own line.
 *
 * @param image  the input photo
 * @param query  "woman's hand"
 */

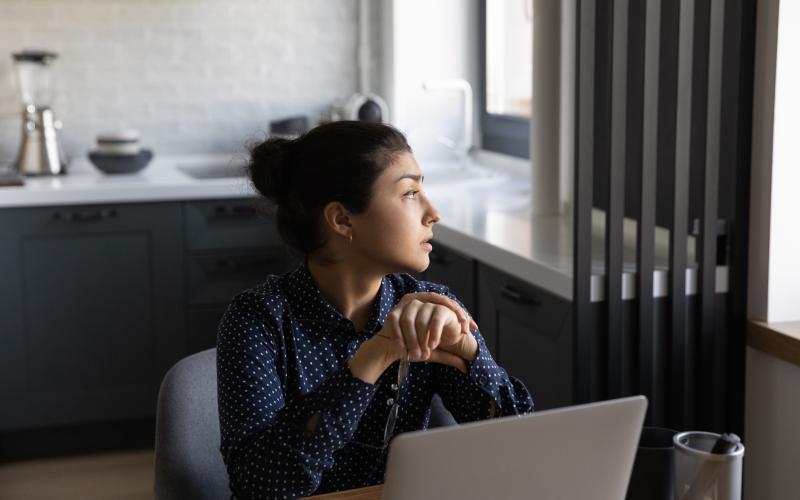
xmin=376 ymin=292 xmax=477 ymax=370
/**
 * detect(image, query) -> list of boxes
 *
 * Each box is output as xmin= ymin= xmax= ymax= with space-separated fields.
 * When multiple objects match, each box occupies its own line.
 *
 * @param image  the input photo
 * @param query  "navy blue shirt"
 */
xmin=216 ymin=263 xmax=534 ymax=499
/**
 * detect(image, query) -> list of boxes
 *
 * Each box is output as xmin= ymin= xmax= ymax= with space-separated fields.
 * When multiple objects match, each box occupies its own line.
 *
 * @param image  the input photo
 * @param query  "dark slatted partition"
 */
xmin=638 ymin=0 xmax=662 ymax=426
xmin=606 ymin=0 xmax=628 ymax=400
xmin=670 ymin=0 xmax=694 ymax=429
xmin=573 ymin=0 xmax=755 ymax=434
xmin=698 ymin=0 xmax=725 ymax=432
xmin=574 ymin=0 xmax=598 ymax=405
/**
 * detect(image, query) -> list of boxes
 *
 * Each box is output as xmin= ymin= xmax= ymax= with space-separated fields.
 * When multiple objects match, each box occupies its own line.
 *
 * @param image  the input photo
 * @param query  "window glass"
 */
xmin=486 ymin=0 xmax=533 ymax=118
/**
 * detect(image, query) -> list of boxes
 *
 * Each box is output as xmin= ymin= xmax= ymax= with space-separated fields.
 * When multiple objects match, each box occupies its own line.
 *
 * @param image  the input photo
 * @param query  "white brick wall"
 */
xmin=0 ymin=0 xmax=379 ymax=164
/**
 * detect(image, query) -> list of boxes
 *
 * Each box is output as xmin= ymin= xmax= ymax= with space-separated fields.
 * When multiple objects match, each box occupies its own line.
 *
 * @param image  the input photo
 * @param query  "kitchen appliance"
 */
xmin=269 ymin=115 xmax=308 ymax=139
xmin=321 ymin=92 xmax=390 ymax=124
xmin=319 ymin=0 xmax=390 ymax=125
xmin=12 ymin=49 xmax=67 ymax=176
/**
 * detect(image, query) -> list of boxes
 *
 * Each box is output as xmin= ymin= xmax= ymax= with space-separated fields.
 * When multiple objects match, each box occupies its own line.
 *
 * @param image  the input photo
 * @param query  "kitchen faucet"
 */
xmin=421 ymin=79 xmax=474 ymax=164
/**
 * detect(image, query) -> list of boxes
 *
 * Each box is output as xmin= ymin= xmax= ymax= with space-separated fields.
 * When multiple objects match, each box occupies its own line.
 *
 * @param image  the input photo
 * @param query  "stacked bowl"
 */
xmin=88 ymin=130 xmax=153 ymax=174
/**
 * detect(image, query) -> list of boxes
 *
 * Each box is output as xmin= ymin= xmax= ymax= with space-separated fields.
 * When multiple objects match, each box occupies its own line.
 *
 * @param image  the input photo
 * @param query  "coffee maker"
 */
xmin=12 ymin=50 xmax=67 ymax=176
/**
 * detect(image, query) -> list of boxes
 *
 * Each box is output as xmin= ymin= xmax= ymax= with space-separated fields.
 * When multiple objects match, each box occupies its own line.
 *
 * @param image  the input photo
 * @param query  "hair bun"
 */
xmin=248 ymin=136 xmax=293 ymax=205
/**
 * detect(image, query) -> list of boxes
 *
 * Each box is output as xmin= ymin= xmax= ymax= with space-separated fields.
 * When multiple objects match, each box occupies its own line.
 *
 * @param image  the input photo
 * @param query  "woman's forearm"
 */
xmin=347 ymin=336 xmax=395 ymax=384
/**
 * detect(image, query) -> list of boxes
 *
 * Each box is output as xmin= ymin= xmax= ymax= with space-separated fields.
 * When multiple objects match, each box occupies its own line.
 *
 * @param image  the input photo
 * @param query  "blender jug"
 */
xmin=12 ymin=49 xmax=67 ymax=176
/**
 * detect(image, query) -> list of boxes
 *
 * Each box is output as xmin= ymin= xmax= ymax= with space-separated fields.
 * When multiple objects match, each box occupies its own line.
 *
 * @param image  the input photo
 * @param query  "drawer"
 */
xmin=479 ymin=263 xmax=571 ymax=341
xmin=186 ymin=249 xmax=297 ymax=306
xmin=184 ymin=199 xmax=279 ymax=251
xmin=0 ymin=202 xmax=179 ymax=236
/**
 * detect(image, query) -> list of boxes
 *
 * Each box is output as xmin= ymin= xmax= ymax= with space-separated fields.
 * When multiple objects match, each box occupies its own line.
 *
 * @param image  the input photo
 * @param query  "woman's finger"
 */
xmin=378 ymin=309 xmax=405 ymax=357
xmin=398 ymin=299 xmax=424 ymax=361
xmin=427 ymin=306 xmax=451 ymax=352
xmin=415 ymin=303 xmax=436 ymax=360
xmin=403 ymin=292 xmax=468 ymax=322
xmin=427 ymin=348 xmax=468 ymax=374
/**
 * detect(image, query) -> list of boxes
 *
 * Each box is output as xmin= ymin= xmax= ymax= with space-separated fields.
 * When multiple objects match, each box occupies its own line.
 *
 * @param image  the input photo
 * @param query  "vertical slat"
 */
xmin=574 ymin=0 xmax=597 ymax=404
xmin=699 ymin=0 xmax=725 ymax=430
xmin=606 ymin=0 xmax=628 ymax=398
xmin=724 ymin=0 xmax=754 ymax=437
xmin=670 ymin=0 xmax=695 ymax=429
xmin=638 ymin=0 xmax=661 ymax=425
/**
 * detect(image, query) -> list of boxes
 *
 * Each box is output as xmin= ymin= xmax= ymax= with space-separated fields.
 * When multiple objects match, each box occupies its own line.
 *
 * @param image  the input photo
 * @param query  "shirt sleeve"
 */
xmin=430 ymin=290 xmax=534 ymax=422
xmin=216 ymin=292 xmax=379 ymax=499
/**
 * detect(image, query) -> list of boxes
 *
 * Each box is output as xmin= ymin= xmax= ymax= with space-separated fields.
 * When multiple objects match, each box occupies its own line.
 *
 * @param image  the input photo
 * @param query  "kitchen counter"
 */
xmin=0 ymin=152 xmax=728 ymax=302
xmin=0 ymin=154 xmax=256 ymax=207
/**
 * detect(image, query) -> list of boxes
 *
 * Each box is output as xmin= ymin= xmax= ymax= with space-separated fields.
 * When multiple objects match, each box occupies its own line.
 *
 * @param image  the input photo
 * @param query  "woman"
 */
xmin=216 ymin=121 xmax=534 ymax=499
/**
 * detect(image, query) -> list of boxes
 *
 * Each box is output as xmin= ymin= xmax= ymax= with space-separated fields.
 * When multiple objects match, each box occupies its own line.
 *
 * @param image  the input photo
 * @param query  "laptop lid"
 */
xmin=382 ymin=395 xmax=647 ymax=500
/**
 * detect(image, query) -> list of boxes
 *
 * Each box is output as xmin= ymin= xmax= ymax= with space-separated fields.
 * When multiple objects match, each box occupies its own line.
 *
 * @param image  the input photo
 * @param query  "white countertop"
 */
xmin=0 ymin=152 xmax=728 ymax=302
xmin=0 ymin=154 xmax=257 ymax=206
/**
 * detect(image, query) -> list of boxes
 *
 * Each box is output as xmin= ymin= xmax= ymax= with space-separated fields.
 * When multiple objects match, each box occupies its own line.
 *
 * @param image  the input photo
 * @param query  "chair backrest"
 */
xmin=154 ymin=348 xmax=231 ymax=500
xmin=153 ymin=348 xmax=456 ymax=499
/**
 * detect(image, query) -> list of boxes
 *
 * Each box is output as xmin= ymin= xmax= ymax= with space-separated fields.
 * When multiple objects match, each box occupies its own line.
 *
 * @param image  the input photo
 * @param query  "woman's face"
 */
xmin=351 ymin=152 xmax=440 ymax=274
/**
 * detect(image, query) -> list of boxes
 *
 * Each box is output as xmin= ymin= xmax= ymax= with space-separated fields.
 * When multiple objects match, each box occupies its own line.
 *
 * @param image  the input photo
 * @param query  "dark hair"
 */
xmin=248 ymin=120 xmax=412 ymax=257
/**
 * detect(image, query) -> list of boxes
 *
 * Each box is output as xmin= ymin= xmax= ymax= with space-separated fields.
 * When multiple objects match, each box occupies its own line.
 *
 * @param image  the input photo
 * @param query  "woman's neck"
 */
xmin=306 ymin=257 xmax=383 ymax=332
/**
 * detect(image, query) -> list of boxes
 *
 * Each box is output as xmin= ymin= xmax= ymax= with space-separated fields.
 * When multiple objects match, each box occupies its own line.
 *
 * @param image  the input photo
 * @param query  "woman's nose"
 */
xmin=423 ymin=196 xmax=440 ymax=225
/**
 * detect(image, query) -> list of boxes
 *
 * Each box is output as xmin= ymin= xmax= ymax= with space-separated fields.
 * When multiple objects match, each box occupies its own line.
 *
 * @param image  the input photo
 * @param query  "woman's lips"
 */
xmin=422 ymin=241 xmax=433 ymax=252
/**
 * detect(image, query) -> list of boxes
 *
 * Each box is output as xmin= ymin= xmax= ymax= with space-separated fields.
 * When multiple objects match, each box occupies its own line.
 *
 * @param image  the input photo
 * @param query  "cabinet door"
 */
xmin=186 ymin=305 xmax=229 ymax=355
xmin=0 ymin=203 xmax=183 ymax=430
xmin=184 ymin=198 xmax=278 ymax=251
xmin=417 ymin=242 xmax=477 ymax=318
xmin=186 ymin=249 xmax=297 ymax=306
xmin=184 ymin=248 xmax=297 ymax=354
xmin=477 ymin=263 xmax=573 ymax=411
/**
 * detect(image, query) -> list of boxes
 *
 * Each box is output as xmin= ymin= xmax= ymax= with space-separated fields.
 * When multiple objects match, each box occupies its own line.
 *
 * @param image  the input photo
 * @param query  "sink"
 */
xmin=175 ymin=158 xmax=507 ymax=187
xmin=177 ymin=162 xmax=248 ymax=179
xmin=421 ymin=160 xmax=509 ymax=190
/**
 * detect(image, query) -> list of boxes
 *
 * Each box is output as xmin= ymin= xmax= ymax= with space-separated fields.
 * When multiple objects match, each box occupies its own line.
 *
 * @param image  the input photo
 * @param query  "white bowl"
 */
xmin=95 ymin=129 xmax=141 ymax=155
xmin=95 ymin=143 xmax=141 ymax=155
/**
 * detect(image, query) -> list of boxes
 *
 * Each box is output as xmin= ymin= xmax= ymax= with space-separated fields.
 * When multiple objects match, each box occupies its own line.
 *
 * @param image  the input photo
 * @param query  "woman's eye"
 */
xmin=404 ymin=190 xmax=419 ymax=199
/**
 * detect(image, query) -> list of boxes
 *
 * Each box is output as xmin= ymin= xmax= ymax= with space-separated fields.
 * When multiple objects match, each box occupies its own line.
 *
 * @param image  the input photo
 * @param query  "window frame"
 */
xmin=478 ymin=0 xmax=531 ymax=159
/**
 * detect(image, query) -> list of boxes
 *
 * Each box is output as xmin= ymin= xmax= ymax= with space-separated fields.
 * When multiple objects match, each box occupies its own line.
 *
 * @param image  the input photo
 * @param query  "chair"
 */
xmin=154 ymin=348 xmax=230 ymax=500
xmin=154 ymin=348 xmax=456 ymax=499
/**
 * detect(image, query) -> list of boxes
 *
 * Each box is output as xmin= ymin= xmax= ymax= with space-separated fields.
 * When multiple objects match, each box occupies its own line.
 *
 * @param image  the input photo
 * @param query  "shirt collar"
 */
xmin=284 ymin=261 xmax=397 ymax=338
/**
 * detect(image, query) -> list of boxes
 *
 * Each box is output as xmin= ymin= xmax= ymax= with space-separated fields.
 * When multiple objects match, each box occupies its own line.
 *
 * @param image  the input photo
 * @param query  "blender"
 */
xmin=12 ymin=49 xmax=67 ymax=176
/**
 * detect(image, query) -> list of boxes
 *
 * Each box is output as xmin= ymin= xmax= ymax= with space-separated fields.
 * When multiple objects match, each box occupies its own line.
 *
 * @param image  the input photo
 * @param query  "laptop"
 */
xmin=382 ymin=395 xmax=647 ymax=500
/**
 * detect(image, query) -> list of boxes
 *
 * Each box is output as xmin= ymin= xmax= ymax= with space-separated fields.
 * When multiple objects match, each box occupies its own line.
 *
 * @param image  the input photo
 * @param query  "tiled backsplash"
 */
xmin=0 ymin=0 xmax=380 ymax=163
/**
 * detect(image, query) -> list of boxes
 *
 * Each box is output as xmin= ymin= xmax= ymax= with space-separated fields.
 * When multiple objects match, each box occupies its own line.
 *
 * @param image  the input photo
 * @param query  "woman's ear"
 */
xmin=321 ymin=201 xmax=353 ymax=240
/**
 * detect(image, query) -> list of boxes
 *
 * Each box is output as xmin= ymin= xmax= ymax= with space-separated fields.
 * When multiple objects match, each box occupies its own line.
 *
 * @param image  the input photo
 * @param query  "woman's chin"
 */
xmin=415 ymin=255 xmax=431 ymax=274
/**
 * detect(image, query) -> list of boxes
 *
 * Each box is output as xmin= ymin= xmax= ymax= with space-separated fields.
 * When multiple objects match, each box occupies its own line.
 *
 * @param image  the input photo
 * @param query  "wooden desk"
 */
xmin=303 ymin=484 xmax=383 ymax=499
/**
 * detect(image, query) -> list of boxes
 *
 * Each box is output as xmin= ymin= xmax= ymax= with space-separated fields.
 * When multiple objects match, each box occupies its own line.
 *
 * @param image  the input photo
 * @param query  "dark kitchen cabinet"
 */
xmin=416 ymin=241 xmax=477 ymax=320
xmin=0 ymin=203 xmax=184 ymax=431
xmin=182 ymin=199 xmax=297 ymax=354
xmin=477 ymin=263 xmax=573 ymax=411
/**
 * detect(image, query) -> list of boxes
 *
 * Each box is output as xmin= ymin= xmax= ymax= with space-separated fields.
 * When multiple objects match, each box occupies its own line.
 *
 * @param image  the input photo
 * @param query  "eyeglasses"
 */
xmin=348 ymin=353 xmax=410 ymax=455
xmin=382 ymin=352 xmax=409 ymax=448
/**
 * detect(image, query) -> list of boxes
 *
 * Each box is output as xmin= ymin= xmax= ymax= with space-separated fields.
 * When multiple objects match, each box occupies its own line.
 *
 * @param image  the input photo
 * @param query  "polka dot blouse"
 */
xmin=216 ymin=262 xmax=534 ymax=499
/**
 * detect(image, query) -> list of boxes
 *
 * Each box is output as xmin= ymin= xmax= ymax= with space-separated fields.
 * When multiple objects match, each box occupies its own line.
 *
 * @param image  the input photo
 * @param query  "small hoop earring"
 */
xmin=348 ymin=234 xmax=353 ymax=244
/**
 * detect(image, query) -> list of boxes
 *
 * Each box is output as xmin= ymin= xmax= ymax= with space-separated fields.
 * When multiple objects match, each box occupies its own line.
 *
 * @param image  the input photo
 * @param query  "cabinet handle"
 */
xmin=211 ymin=204 xmax=257 ymax=219
xmin=52 ymin=208 xmax=117 ymax=223
xmin=500 ymin=285 xmax=540 ymax=306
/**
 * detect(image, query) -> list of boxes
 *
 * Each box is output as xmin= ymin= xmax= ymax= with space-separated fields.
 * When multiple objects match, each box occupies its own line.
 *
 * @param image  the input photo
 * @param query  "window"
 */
xmin=481 ymin=0 xmax=532 ymax=158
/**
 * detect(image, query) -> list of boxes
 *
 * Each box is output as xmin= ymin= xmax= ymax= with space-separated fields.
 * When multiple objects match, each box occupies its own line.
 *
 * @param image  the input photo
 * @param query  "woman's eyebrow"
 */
xmin=394 ymin=173 xmax=424 ymax=183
